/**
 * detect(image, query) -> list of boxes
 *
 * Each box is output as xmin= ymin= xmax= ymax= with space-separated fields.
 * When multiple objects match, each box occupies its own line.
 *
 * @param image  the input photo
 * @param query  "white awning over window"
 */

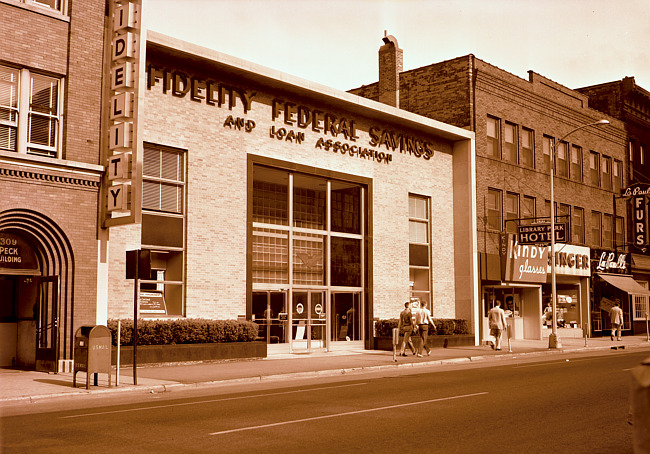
xmin=597 ymin=273 xmax=650 ymax=296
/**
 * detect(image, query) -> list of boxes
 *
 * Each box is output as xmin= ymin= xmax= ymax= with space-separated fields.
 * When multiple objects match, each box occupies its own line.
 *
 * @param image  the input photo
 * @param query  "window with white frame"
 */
xmin=641 ymin=144 xmax=646 ymax=166
xmin=0 ymin=65 xmax=63 ymax=158
xmin=521 ymin=195 xmax=535 ymax=225
xmin=15 ymin=0 xmax=67 ymax=15
xmin=558 ymin=203 xmax=571 ymax=227
xmin=556 ymin=141 xmax=569 ymax=178
xmin=613 ymin=159 xmax=623 ymax=194
xmin=521 ymin=127 xmax=534 ymax=168
xmin=573 ymin=207 xmax=584 ymax=244
xmin=629 ymin=141 xmax=635 ymax=182
xmin=543 ymin=200 xmax=552 ymax=224
xmin=602 ymin=214 xmax=613 ymax=249
xmin=591 ymin=211 xmax=602 ymax=247
xmin=634 ymin=281 xmax=649 ymax=321
xmin=590 ymin=151 xmax=600 ymax=187
xmin=602 ymin=156 xmax=612 ymax=191
xmin=409 ymin=194 xmax=431 ymax=306
xmin=486 ymin=116 xmax=500 ymax=159
xmin=505 ymin=192 xmax=519 ymax=233
xmin=615 ymin=216 xmax=624 ymax=249
xmin=28 ymin=74 xmax=60 ymax=157
xmin=487 ymin=188 xmax=502 ymax=231
xmin=543 ymin=135 xmax=553 ymax=174
xmin=503 ymin=122 xmax=517 ymax=164
xmin=0 ymin=67 xmax=19 ymax=153
xmin=571 ymin=145 xmax=582 ymax=182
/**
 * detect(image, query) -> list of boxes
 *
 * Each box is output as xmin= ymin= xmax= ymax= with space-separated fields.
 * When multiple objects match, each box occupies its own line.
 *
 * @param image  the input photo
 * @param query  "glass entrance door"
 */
xmin=35 ymin=276 xmax=59 ymax=373
xmin=252 ymin=291 xmax=287 ymax=344
xmin=331 ymin=292 xmax=362 ymax=341
xmin=291 ymin=290 xmax=326 ymax=352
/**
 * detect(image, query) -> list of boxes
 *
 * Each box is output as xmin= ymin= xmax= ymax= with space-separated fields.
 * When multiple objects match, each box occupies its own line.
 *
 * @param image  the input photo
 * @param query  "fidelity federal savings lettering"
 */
xmin=368 ymin=127 xmax=434 ymax=159
xmin=272 ymin=100 xmax=434 ymax=159
xmin=272 ymin=99 xmax=359 ymax=141
xmin=147 ymin=65 xmax=255 ymax=113
xmin=147 ymin=65 xmax=435 ymax=160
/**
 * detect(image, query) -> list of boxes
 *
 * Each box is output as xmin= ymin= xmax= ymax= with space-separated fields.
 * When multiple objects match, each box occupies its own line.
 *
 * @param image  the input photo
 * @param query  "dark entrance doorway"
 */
xmin=0 ymin=275 xmax=59 ymax=371
xmin=35 ymin=276 xmax=59 ymax=372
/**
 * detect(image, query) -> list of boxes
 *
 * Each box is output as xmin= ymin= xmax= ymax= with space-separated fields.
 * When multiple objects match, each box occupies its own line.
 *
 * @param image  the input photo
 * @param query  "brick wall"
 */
xmin=0 ymin=1 xmax=106 ymax=357
xmin=356 ymin=51 xmax=628 ymax=257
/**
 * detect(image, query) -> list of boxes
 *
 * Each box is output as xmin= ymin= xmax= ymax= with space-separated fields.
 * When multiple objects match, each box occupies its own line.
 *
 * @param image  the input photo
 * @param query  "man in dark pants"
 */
xmin=398 ymin=302 xmax=416 ymax=356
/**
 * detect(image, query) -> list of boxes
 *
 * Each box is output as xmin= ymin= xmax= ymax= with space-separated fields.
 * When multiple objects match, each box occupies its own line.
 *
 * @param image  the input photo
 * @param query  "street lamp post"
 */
xmin=548 ymin=119 xmax=609 ymax=349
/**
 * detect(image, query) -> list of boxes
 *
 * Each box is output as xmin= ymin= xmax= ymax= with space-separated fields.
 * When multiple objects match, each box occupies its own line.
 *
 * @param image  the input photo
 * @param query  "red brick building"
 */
xmin=578 ymin=77 xmax=650 ymax=333
xmin=351 ymin=36 xmax=634 ymax=341
xmin=0 ymin=0 xmax=106 ymax=370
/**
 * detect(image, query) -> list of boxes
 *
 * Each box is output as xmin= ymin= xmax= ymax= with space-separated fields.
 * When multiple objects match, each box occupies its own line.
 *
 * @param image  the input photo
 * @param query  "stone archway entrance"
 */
xmin=0 ymin=210 xmax=74 ymax=372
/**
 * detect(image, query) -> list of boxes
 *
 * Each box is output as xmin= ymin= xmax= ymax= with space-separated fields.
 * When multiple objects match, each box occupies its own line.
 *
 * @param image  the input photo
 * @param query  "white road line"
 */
xmin=209 ymin=392 xmax=489 ymax=436
xmin=59 ymin=382 xmax=367 ymax=419
xmin=513 ymin=357 xmax=601 ymax=368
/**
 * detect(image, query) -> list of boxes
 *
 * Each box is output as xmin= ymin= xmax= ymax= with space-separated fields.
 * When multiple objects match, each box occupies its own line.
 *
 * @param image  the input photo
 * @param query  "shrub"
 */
xmin=107 ymin=319 xmax=259 ymax=346
xmin=374 ymin=318 xmax=470 ymax=337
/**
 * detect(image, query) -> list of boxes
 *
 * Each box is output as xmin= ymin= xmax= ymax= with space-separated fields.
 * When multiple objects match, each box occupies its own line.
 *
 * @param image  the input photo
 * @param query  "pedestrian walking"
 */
xmin=397 ymin=302 xmax=416 ymax=356
xmin=415 ymin=301 xmax=436 ymax=357
xmin=610 ymin=301 xmax=624 ymax=341
xmin=488 ymin=300 xmax=507 ymax=351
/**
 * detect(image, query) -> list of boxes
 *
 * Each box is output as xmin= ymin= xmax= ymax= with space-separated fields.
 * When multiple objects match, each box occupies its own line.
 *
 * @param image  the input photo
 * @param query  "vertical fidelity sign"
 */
xmin=103 ymin=0 xmax=144 ymax=227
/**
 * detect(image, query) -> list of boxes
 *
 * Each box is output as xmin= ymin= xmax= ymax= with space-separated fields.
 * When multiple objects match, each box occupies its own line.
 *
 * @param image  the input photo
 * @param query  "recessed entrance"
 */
xmin=290 ymin=290 xmax=326 ymax=353
xmin=1 ymin=211 xmax=74 ymax=372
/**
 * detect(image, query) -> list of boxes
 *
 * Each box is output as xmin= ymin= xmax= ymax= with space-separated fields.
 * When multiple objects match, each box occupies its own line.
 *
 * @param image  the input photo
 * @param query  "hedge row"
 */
xmin=106 ymin=319 xmax=259 ymax=346
xmin=375 ymin=318 xmax=469 ymax=337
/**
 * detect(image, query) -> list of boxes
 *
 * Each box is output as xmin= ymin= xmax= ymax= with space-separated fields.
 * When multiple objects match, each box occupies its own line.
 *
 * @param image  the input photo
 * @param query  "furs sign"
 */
xmin=621 ymin=184 xmax=649 ymax=248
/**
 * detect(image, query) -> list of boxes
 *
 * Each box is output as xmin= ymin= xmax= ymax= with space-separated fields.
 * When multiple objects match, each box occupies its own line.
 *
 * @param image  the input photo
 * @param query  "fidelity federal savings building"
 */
xmin=103 ymin=30 xmax=478 ymax=352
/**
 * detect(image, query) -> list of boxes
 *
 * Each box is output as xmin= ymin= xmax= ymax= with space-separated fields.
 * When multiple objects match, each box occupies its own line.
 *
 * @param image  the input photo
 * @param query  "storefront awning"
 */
xmin=597 ymin=273 xmax=650 ymax=296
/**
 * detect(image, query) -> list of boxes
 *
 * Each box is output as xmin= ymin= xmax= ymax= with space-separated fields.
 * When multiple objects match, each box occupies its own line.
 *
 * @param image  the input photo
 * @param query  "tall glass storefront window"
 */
xmin=331 ymin=237 xmax=361 ymax=287
xmin=252 ymin=228 xmax=288 ymax=284
xmin=293 ymin=233 xmax=324 ymax=285
xmin=293 ymin=174 xmax=326 ymax=230
xmin=251 ymin=164 xmax=366 ymax=344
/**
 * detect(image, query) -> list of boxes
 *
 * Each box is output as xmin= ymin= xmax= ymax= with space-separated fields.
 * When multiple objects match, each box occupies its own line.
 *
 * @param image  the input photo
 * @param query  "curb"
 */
xmin=4 ymin=343 xmax=650 ymax=404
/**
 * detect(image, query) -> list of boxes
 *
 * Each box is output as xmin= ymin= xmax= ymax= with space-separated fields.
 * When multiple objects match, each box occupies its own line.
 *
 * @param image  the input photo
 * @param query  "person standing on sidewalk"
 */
xmin=610 ymin=301 xmax=624 ymax=341
xmin=398 ymin=302 xmax=416 ymax=356
xmin=488 ymin=300 xmax=507 ymax=351
xmin=415 ymin=301 xmax=436 ymax=357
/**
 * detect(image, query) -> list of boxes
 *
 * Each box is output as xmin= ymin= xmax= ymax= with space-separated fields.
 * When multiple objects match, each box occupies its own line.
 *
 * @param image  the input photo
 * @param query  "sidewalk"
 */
xmin=2 ymin=335 xmax=650 ymax=404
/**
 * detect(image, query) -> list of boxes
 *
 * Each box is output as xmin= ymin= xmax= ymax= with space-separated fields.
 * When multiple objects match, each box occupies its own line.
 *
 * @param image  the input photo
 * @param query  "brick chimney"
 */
xmin=378 ymin=31 xmax=403 ymax=108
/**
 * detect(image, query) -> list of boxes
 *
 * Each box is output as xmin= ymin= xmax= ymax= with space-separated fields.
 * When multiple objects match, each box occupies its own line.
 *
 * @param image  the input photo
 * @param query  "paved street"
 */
xmin=1 ymin=348 xmax=645 ymax=453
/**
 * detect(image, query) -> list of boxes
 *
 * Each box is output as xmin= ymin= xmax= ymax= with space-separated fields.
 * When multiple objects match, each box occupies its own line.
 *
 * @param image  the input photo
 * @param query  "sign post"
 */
xmin=126 ymin=249 xmax=150 ymax=385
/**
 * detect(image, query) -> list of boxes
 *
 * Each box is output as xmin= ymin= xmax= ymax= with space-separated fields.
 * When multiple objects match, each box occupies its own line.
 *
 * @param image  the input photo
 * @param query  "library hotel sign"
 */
xmin=100 ymin=31 xmax=479 ymax=353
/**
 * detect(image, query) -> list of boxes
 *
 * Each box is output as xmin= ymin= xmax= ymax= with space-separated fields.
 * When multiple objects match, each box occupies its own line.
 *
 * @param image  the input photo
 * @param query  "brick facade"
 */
xmin=351 ymin=42 xmax=629 ymax=341
xmin=0 ymin=1 xmax=105 ymax=366
xmin=353 ymin=52 xmax=627 ymax=258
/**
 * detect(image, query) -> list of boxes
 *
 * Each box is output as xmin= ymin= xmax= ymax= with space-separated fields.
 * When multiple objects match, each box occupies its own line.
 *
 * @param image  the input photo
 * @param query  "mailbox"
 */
xmin=73 ymin=325 xmax=112 ymax=389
